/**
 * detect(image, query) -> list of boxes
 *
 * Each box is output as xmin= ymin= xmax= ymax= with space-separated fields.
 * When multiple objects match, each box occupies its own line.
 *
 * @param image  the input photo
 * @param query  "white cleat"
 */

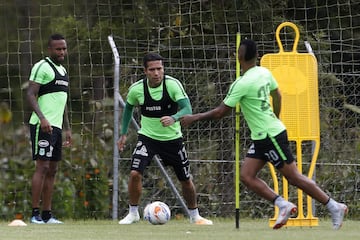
xmin=45 ymin=217 xmax=63 ymax=224
xmin=30 ymin=216 xmax=45 ymax=224
xmin=273 ymin=202 xmax=297 ymax=229
xmin=118 ymin=212 xmax=140 ymax=225
xmin=190 ymin=216 xmax=213 ymax=225
xmin=331 ymin=203 xmax=348 ymax=230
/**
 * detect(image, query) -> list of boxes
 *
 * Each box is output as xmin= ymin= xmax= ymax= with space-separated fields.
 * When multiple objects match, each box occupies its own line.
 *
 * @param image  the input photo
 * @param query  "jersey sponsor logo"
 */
xmin=55 ymin=79 xmax=69 ymax=86
xmin=145 ymin=106 xmax=161 ymax=111
xmin=38 ymin=140 xmax=49 ymax=148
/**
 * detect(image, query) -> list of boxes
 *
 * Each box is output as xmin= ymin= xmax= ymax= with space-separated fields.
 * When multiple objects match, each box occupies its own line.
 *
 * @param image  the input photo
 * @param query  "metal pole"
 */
xmin=108 ymin=35 xmax=120 ymax=220
xmin=305 ymin=40 xmax=317 ymax=217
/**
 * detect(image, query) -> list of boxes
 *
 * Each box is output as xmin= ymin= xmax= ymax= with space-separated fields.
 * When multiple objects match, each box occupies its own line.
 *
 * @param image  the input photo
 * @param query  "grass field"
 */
xmin=0 ymin=218 xmax=358 ymax=240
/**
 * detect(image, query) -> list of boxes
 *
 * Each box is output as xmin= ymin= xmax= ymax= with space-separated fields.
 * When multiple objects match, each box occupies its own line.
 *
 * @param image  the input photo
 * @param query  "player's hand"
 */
xmin=117 ymin=135 xmax=127 ymax=152
xmin=40 ymin=118 xmax=53 ymax=134
xmin=63 ymin=129 xmax=72 ymax=147
xmin=160 ymin=116 xmax=175 ymax=127
xmin=179 ymin=114 xmax=195 ymax=128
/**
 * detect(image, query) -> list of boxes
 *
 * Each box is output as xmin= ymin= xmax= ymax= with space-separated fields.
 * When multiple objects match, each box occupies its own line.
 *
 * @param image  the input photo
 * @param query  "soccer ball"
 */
xmin=143 ymin=203 xmax=151 ymax=221
xmin=143 ymin=201 xmax=171 ymax=225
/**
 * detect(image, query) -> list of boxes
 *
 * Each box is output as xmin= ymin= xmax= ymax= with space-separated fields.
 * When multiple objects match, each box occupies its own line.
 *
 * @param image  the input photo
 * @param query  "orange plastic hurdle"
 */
xmin=260 ymin=22 xmax=320 ymax=227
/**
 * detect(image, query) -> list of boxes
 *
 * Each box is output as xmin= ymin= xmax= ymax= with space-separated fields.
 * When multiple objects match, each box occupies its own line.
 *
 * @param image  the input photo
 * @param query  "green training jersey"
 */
xmin=29 ymin=57 xmax=68 ymax=129
xmin=223 ymin=66 xmax=286 ymax=140
xmin=126 ymin=75 xmax=188 ymax=141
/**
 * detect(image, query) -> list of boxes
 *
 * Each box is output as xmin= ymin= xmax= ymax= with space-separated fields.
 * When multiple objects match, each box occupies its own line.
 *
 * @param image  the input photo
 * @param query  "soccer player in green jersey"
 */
xmin=27 ymin=34 xmax=72 ymax=224
xmin=117 ymin=53 xmax=213 ymax=225
xmin=181 ymin=39 xmax=347 ymax=230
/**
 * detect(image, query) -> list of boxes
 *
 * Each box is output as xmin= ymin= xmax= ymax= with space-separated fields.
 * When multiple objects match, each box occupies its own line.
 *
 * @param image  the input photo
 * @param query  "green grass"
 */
xmin=0 ymin=218 xmax=358 ymax=240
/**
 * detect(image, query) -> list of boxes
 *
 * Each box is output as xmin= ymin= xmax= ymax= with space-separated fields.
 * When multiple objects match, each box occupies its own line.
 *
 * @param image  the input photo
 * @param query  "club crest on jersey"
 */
xmin=38 ymin=140 xmax=49 ymax=148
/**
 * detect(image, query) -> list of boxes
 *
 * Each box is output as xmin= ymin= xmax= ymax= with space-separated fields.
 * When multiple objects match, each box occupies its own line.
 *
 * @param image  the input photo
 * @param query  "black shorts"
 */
xmin=246 ymin=130 xmax=295 ymax=169
xmin=131 ymin=134 xmax=190 ymax=181
xmin=30 ymin=124 xmax=62 ymax=161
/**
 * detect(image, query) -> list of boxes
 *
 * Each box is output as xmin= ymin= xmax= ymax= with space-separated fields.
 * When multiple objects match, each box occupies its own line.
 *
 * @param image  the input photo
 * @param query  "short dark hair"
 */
xmin=48 ymin=34 xmax=65 ymax=47
xmin=143 ymin=52 xmax=164 ymax=68
xmin=240 ymin=39 xmax=257 ymax=61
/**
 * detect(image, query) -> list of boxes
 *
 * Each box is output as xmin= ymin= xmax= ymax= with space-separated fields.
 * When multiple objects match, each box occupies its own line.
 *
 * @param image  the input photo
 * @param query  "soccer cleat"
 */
xmin=118 ymin=212 xmax=140 ymax=224
xmin=44 ymin=217 xmax=64 ymax=224
xmin=273 ymin=202 xmax=297 ymax=229
xmin=30 ymin=215 xmax=45 ymax=224
xmin=331 ymin=203 xmax=348 ymax=230
xmin=190 ymin=216 xmax=213 ymax=225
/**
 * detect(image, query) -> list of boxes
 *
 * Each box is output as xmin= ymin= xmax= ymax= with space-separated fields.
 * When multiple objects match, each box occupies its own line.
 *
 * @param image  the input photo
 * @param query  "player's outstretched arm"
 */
xmin=180 ymin=102 xmax=232 ymax=128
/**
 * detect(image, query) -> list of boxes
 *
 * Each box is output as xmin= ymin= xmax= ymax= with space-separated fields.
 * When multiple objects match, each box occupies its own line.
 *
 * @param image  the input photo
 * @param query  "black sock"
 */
xmin=272 ymin=195 xmax=280 ymax=203
xmin=41 ymin=210 xmax=52 ymax=221
xmin=32 ymin=208 xmax=40 ymax=217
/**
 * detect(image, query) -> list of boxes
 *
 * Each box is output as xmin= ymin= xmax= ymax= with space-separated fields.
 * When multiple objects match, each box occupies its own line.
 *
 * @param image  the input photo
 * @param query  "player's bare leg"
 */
xmin=30 ymin=160 xmax=48 ymax=224
xmin=181 ymin=179 xmax=213 ymax=225
xmin=279 ymin=162 xmax=329 ymax=203
xmin=41 ymin=161 xmax=63 ymax=224
xmin=241 ymin=157 xmax=297 ymax=229
xmin=240 ymin=157 xmax=279 ymax=201
xmin=280 ymin=162 xmax=348 ymax=229
xmin=41 ymin=162 xmax=57 ymax=211
xmin=119 ymin=170 xmax=141 ymax=224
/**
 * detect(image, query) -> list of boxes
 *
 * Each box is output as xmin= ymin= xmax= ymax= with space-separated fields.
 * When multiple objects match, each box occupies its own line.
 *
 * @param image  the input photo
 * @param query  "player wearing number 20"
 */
xmin=180 ymin=39 xmax=347 ymax=230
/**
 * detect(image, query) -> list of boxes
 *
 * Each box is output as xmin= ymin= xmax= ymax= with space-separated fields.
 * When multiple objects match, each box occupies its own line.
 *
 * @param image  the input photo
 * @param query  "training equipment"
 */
xmin=235 ymin=32 xmax=241 ymax=229
xmin=261 ymin=22 xmax=320 ymax=227
xmin=8 ymin=219 xmax=27 ymax=227
xmin=144 ymin=201 xmax=171 ymax=225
